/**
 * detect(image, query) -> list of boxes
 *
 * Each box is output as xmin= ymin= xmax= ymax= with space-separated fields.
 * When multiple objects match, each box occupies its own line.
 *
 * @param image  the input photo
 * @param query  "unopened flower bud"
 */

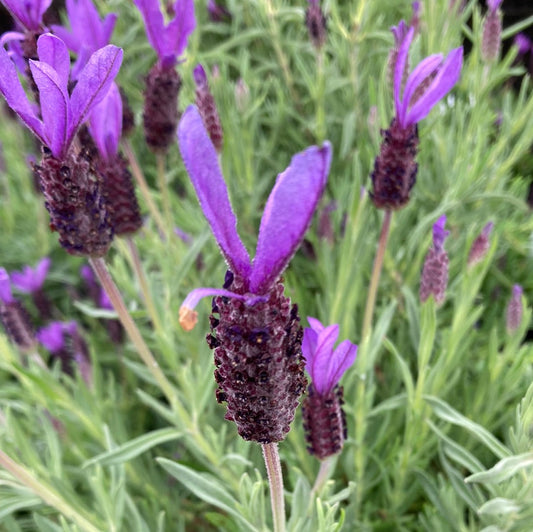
xmin=467 ymin=222 xmax=493 ymax=268
xmin=506 ymin=284 xmax=524 ymax=333
xmin=235 ymin=78 xmax=250 ymax=112
xmin=481 ymin=0 xmax=502 ymax=63
xmin=305 ymin=0 xmax=327 ymax=49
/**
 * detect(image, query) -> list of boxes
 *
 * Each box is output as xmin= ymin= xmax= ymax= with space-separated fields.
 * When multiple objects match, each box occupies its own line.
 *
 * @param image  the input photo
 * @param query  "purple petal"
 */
xmin=133 ymin=0 xmax=166 ymax=59
xmin=0 ymin=268 xmax=14 ymax=304
xmin=29 ymin=60 xmax=69 ymax=157
xmin=37 ymin=34 xmax=70 ymax=89
xmin=302 ymin=326 xmax=319 ymax=367
xmin=487 ymin=0 xmax=502 ymax=11
xmin=307 ymin=316 xmax=325 ymax=334
xmin=390 ymin=20 xmax=408 ymax=46
xmin=482 ymin=221 xmax=494 ymax=238
xmin=89 ymin=82 xmax=122 ymax=159
xmin=35 ymin=257 xmax=52 ymax=285
xmin=399 ymin=53 xmax=442 ymax=126
xmin=193 ymin=63 xmax=207 ymax=87
xmin=165 ymin=0 xmax=196 ymax=59
xmin=393 ymin=26 xmax=415 ymax=117
xmin=2 ymin=0 xmax=51 ymax=31
xmin=36 ymin=321 xmax=65 ymax=352
xmin=307 ymin=324 xmax=340 ymax=395
xmin=432 ymin=215 xmax=449 ymax=251
xmin=514 ymin=33 xmax=532 ymax=55
xmin=177 ymin=106 xmax=251 ymax=279
xmin=68 ymin=45 xmax=123 ymax=147
xmin=324 ymin=339 xmax=357 ymax=392
xmin=0 ymin=46 xmax=45 ymax=143
xmin=249 ymin=142 xmax=332 ymax=294
xmin=404 ymin=47 xmax=463 ymax=127
xmin=10 ymin=258 xmax=50 ymax=292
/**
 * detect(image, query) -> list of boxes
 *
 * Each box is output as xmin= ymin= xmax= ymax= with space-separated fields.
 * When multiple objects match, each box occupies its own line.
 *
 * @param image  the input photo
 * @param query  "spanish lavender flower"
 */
xmin=50 ymin=0 xmax=117 ymax=80
xmin=0 ymin=33 xmax=122 ymax=256
xmin=506 ymin=284 xmax=523 ymax=334
xmin=371 ymin=23 xmax=463 ymax=210
xmin=420 ymin=215 xmax=450 ymax=305
xmin=0 ymin=268 xmax=36 ymax=351
xmin=305 ymin=0 xmax=327 ymax=49
xmin=10 ymin=257 xmax=53 ymax=319
xmin=0 ymin=0 xmax=51 ymax=60
xmin=37 ymin=320 xmax=91 ymax=383
xmin=89 ymin=83 xmax=143 ymax=236
xmin=134 ymin=0 xmax=196 ymax=151
xmin=207 ymin=0 xmax=230 ymax=22
xmin=301 ymin=318 xmax=357 ymax=459
xmin=482 ymin=0 xmax=503 ymax=63
xmin=194 ymin=64 xmax=223 ymax=152
xmin=514 ymin=33 xmax=532 ymax=56
xmin=178 ymin=105 xmax=331 ymax=443
xmin=467 ymin=221 xmax=493 ymax=268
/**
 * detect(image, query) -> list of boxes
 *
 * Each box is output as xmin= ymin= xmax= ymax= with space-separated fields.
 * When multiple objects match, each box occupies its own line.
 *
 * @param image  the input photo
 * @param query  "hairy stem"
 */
xmin=89 ymin=257 xmax=177 ymax=407
xmin=262 ymin=443 xmax=286 ymax=532
xmin=156 ymin=152 xmax=173 ymax=230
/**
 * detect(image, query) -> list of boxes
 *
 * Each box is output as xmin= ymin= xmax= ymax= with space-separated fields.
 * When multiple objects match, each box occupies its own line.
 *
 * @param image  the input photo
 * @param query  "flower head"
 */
xmin=420 ymin=215 xmax=450 ymax=304
xmin=36 ymin=320 xmax=76 ymax=353
xmin=10 ymin=257 xmax=51 ymax=294
xmin=1 ymin=0 xmax=51 ymax=32
xmin=178 ymin=105 xmax=331 ymax=324
xmin=506 ymin=284 xmax=524 ymax=333
xmin=302 ymin=317 xmax=357 ymax=395
xmin=0 ymin=33 xmax=123 ymax=159
xmin=133 ymin=0 xmax=196 ymax=69
xmin=51 ymin=0 xmax=117 ymax=80
xmin=394 ymin=25 xmax=463 ymax=128
xmin=514 ymin=33 xmax=532 ymax=55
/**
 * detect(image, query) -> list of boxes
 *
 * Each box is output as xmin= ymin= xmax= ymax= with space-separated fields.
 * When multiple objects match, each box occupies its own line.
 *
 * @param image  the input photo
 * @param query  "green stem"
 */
xmin=361 ymin=210 xmax=392 ymax=342
xmin=89 ymin=257 xmax=177 ymax=408
xmin=262 ymin=443 xmax=286 ymax=532
xmin=125 ymin=236 xmax=164 ymax=336
xmin=354 ymin=209 xmax=393 ymax=515
xmin=156 ymin=152 xmax=173 ymax=229
xmin=0 ymin=450 xmax=101 ymax=532
xmin=315 ymin=49 xmax=326 ymax=143
xmin=122 ymin=140 xmax=168 ymax=237
xmin=311 ymin=455 xmax=335 ymax=495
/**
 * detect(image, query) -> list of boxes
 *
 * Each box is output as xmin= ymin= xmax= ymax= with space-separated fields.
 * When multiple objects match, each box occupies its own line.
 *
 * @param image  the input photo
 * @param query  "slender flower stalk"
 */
xmin=89 ymin=257 xmax=177 ymax=407
xmin=262 ymin=443 xmax=285 ymax=532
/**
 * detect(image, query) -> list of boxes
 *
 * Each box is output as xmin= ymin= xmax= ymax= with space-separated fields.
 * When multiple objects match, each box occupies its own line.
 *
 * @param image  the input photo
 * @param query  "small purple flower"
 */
xmin=506 ymin=284 xmax=524 ymax=333
xmin=51 ymin=0 xmax=117 ymax=80
xmin=371 ymin=24 xmax=462 ymax=210
xmin=207 ymin=0 xmax=231 ymax=23
xmin=133 ymin=0 xmax=196 ymax=69
xmin=10 ymin=257 xmax=51 ymax=293
xmin=0 ymin=33 xmax=122 ymax=159
xmin=420 ymin=215 xmax=450 ymax=304
xmin=467 ymin=221 xmax=493 ymax=268
xmin=0 ymin=268 xmax=14 ymax=304
xmin=0 ymin=0 xmax=51 ymax=32
xmin=514 ymin=33 xmax=532 ymax=55
xmin=302 ymin=317 xmax=357 ymax=396
xmin=36 ymin=321 xmax=70 ymax=352
xmin=178 ymin=105 xmax=331 ymax=443
xmin=301 ymin=317 xmax=356 ymax=459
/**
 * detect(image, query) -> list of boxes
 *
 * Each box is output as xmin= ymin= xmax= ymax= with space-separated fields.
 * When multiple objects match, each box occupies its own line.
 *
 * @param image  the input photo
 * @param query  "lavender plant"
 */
xmin=0 ymin=1 xmax=532 ymax=531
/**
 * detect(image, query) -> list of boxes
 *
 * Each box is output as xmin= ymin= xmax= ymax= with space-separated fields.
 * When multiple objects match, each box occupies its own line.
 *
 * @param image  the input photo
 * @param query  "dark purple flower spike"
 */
xmin=51 ymin=0 xmax=117 ymax=80
xmin=371 ymin=23 xmax=463 ymax=210
xmin=301 ymin=317 xmax=357 ymax=459
xmin=506 ymin=284 xmax=524 ymax=334
xmin=420 ymin=215 xmax=450 ymax=305
xmin=0 ymin=33 xmax=122 ymax=257
xmin=89 ymin=83 xmax=143 ymax=237
xmin=134 ymin=0 xmax=196 ymax=151
xmin=482 ymin=0 xmax=503 ymax=63
xmin=178 ymin=105 xmax=331 ymax=443
xmin=305 ymin=0 xmax=327 ymax=49
xmin=0 ymin=268 xmax=36 ymax=351
xmin=467 ymin=221 xmax=493 ymax=268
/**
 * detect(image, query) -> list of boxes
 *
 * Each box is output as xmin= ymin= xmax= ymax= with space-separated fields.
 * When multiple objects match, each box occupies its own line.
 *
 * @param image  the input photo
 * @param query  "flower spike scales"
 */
xmin=178 ymin=105 xmax=332 ymax=443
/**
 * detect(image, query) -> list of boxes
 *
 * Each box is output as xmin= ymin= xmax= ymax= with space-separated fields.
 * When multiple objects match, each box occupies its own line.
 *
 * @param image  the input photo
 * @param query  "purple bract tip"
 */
xmin=433 ymin=215 xmax=449 ymax=251
xmin=0 ymin=268 xmax=14 ymax=304
xmin=193 ymin=64 xmax=207 ymax=87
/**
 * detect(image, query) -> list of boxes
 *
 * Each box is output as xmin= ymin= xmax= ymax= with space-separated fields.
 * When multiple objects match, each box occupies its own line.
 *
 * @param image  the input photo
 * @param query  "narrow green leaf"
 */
xmin=465 ymin=452 xmax=533 ymax=485
xmin=83 ymin=428 xmax=183 ymax=468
